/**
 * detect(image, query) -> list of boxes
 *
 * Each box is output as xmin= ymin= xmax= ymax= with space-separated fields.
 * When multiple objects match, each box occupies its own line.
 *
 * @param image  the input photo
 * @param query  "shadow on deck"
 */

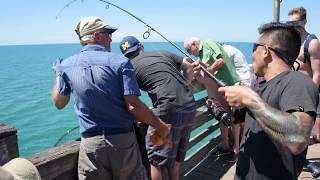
xmin=183 ymin=143 xmax=320 ymax=180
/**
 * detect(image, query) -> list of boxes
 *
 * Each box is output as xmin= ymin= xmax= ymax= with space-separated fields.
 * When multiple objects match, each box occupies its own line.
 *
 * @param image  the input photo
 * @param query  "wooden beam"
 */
xmin=274 ymin=0 xmax=280 ymax=22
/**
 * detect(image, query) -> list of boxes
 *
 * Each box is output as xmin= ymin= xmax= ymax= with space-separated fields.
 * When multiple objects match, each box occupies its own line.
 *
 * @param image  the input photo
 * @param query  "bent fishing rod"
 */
xmin=98 ymin=0 xmax=226 ymax=87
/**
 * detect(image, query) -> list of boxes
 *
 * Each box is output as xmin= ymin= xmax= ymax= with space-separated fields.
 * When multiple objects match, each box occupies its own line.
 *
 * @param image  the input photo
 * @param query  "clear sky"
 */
xmin=1 ymin=0 xmax=319 ymax=45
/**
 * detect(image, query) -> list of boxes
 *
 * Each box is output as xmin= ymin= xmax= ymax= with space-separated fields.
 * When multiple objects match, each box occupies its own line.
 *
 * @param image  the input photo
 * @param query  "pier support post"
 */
xmin=0 ymin=124 xmax=19 ymax=165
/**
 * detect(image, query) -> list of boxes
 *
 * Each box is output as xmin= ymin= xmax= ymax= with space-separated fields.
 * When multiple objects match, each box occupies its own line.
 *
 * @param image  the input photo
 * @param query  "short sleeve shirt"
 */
xmin=56 ymin=44 xmax=141 ymax=134
xmin=131 ymin=51 xmax=196 ymax=116
xmin=235 ymin=71 xmax=318 ymax=180
xmin=199 ymin=40 xmax=240 ymax=85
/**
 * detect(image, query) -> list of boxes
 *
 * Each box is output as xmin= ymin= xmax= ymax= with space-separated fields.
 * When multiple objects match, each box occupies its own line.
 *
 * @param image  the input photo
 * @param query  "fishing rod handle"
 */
xmin=199 ymin=66 xmax=226 ymax=87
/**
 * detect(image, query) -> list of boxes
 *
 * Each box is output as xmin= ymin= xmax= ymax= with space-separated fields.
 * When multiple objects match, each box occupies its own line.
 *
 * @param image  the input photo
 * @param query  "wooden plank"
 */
xmin=195 ymin=97 xmax=207 ymax=108
xmin=180 ymin=136 xmax=221 ymax=176
xmin=190 ymin=80 xmax=206 ymax=93
xmin=188 ymin=123 xmax=220 ymax=148
xmin=192 ymin=111 xmax=214 ymax=130
xmin=0 ymin=124 xmax=19 ymax=165
xmin=28 ymin=140 xmax=80 ymax=180
xmin=0 ymin=124 xmax=17 ymax=139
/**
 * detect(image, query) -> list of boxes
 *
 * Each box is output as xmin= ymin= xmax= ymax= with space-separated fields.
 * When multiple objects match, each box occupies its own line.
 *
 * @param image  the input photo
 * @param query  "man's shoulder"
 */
xmin=285 ymin=71 xmax=316 ymax=86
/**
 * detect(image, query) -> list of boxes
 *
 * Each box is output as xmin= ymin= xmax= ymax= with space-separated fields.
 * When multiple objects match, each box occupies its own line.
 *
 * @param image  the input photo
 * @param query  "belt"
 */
xmin=81 ymin=126 xmax=133 ymax=138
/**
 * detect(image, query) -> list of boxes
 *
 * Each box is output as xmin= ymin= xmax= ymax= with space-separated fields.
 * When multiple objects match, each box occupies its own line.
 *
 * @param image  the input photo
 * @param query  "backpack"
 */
xmin=303 ymin=34 xmax=318 ymax=66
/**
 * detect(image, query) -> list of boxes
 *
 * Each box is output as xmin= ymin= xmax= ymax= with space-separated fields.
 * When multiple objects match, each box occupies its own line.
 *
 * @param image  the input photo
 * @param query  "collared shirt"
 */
xmin=56 ymin=44 xmax=141 ymax=133
xmin=199 ymin=39 xmax=240 ymax=85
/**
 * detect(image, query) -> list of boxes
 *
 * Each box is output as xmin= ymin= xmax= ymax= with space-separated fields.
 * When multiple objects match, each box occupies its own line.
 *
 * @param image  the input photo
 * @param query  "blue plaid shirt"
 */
xmin=55 ymin=44 xmax=141 ymax=134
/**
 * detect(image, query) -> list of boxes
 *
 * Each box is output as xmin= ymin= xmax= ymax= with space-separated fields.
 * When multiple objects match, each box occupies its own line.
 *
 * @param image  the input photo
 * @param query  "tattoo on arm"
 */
xmin=247 ymin=96 xmax=313 ymax=145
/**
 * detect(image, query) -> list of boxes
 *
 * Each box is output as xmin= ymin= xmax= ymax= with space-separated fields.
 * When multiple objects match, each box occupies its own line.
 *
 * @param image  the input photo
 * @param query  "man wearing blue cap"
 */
xmin=52 ymin=17 xmax=170 ymax=180
xmin=120 ymin=36 xmax=196 ymax=180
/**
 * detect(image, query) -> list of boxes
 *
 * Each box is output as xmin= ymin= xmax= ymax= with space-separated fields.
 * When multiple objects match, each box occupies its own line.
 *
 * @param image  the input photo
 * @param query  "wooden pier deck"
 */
xmin=183 ymin=143 xmax=320 ymax=180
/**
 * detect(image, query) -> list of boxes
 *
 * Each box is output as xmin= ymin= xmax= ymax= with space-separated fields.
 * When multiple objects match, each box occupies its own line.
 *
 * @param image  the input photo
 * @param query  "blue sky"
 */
xmin=1 ymin=0 xmax=319 ymax=45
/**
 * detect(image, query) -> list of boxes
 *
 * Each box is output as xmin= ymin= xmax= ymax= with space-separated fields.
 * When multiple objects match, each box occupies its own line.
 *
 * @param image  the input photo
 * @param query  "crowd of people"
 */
xmin=51 ymin=6 xmax=320 ymax=180
xmin=2 ymin=6 xmax=319 ymax=180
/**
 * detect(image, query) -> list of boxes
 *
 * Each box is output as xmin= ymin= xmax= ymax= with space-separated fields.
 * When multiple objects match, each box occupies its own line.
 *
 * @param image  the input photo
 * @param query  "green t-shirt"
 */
xmin=199 ymin=39 xmax=240 ymax=85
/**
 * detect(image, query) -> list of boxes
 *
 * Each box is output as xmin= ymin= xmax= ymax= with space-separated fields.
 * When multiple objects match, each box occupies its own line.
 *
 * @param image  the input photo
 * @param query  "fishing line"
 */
xmin=98 ymin=0 xmax=226 ymax=87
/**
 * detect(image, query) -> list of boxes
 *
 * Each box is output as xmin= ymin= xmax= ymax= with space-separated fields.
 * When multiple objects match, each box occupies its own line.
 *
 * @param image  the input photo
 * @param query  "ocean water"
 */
xmin=0 ymin=42 xmax=253 ymax=157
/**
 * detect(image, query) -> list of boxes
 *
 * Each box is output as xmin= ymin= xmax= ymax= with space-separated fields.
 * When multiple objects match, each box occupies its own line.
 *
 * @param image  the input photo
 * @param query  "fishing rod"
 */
xmin=98 ymin=0 xmax=226 ymax=87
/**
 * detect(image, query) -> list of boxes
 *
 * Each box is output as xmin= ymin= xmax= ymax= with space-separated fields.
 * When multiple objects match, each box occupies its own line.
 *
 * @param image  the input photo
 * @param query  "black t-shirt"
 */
xmin=131 ymin=50 xmax=195 ymax=117
xmin=235 ymin=71 xmax=318 ymax=180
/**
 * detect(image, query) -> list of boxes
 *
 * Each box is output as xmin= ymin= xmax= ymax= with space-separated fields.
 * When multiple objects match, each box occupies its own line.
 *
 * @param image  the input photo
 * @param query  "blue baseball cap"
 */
xmin=120 ymin=36 xmax=140 ymax=56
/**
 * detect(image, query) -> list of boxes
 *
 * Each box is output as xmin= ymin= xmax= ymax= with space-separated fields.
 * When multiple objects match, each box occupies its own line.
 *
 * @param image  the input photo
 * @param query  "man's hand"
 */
xmin=192 ymin=60 xmax=214 ymax=85
xmin=218 ymin=86 xmax=259 ymax=109
xmin=155 ymin=121 xmax=170 ymax=139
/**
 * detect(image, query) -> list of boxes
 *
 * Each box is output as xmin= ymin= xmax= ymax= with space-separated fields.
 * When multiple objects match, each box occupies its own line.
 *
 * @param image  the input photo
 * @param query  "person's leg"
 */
xmin=314 ymin=116 xmax=320 ymax=142
xmin=78 ymin=135 xmax=111 ymax=180
xmin=107 ymin=132 xmax=147 ymax=180
xmin=204 ymin=82 xmax=231 ymax=150
xmin=232 ymin=123 xmax=241 ymax=154
xmin=168 ymin=162 xmax=180 ymax=180
xmin=150 ymin=165 xmax=162 ymax=180
xmin=169 ymin=108 xmax=196 ymax=180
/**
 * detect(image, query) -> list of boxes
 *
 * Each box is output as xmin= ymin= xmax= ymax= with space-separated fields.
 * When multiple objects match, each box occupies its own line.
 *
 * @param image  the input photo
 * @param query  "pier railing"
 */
xmin=0 ymin=83 xmax=222 ymax=180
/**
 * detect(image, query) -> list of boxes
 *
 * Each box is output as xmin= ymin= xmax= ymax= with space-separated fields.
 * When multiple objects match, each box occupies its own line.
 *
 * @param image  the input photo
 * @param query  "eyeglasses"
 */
xmin=252 ymin=43 xmax=265 ymax=52
xmin=98 ymin=30 xmax=111 ymax=36
xmin=252 ymin=43 xmax=291 ymax=64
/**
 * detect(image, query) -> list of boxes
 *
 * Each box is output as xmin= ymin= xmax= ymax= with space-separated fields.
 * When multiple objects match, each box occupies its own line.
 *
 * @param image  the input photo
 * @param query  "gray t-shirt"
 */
xmin=235 ymin=71 xmax=318 ymax=180
xmin=131 ymin=50 xmax=195 ymax=117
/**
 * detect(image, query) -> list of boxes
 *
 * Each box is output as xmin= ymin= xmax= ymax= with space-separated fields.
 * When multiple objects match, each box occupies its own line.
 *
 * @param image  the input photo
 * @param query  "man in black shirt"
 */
xmin=193 ymin=22 xmax=318 ymax=179
xmin=120 ymin=36 xmax=196 ymax=180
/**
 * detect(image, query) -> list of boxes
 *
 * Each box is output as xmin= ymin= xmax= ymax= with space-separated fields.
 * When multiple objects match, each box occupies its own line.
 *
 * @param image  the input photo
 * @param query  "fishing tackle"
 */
xmin=98 ymin=0 xmax=226 ymax=87
xmin=56 ymin=0 xmax=226 ymax=87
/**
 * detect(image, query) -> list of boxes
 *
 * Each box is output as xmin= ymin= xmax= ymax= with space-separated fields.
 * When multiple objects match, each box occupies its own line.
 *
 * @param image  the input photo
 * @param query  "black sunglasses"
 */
xmin=252 ymin=43 xmax=264 ymax=52
xmin=252 ymin=43 xmax=291 ymax=64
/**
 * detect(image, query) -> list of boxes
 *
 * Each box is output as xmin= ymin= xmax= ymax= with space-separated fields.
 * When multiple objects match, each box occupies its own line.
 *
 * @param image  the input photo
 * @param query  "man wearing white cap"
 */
xmin=51 ymin=16 xmax=170 ymax=180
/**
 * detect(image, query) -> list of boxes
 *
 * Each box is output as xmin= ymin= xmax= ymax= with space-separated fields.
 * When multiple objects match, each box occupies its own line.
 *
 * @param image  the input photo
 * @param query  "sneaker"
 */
xmin=211 ymin=145 xmax=233 ymax=157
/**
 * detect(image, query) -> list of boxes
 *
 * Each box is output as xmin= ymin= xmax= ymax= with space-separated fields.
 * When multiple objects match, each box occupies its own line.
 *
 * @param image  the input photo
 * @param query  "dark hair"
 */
xmin=125 ymin=49 xmax=140 ymax=59
xmin=288 ymin=7 xmax=307 ymax=20
xmin=258 ymin=22 xmax=301 ymax=67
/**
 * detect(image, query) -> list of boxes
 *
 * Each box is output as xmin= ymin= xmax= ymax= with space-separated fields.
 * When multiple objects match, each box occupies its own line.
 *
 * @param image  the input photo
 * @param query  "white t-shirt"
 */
xmin=222 ymin=44 xmax=255 ymax=87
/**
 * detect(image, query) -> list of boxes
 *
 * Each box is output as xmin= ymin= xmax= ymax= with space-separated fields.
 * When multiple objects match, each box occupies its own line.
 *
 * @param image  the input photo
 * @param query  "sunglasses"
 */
xmin=252 ymin=43 xmax=291 ymax=64
xmin=98 ymin=30 xmax=112 ymax=35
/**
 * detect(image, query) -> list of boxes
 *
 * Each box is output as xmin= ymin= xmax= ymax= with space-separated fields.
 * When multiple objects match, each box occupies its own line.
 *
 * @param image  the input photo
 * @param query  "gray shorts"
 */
xmin=146 ymin=107 xmax=196 ymax=168
xmin=78 ymin=132 xmax=147 ymax=180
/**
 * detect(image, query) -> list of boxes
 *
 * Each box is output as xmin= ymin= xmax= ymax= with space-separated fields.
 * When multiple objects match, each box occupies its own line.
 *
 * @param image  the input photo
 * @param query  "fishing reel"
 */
xmin=206 ymin=98 xmax=231 ymax=127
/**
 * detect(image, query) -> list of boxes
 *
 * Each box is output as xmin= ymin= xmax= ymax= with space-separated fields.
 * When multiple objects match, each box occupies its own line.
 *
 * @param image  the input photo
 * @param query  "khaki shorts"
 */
xmin=78 ymin=132 xmax=147 ymax=180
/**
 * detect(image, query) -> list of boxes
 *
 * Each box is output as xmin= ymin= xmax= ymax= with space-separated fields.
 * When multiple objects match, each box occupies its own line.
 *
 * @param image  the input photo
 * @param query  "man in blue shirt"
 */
xmin=51 ymin=16 xmax=170 ymax=180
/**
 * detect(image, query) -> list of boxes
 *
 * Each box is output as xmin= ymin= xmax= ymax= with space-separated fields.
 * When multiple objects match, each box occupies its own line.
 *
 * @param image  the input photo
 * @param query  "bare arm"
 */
xmin=219 ymin=86 xmax=314 ymax=155
xmin=124 ymin=95 xmax=170 ymax=138
xmin=51 ymin=79 xmax=70 ymax=110
xmin=246 ymin=92 xmax=314 ymax=154
xmin=309 ymin=39 xmax=320 ymax=87
xmin=207 ymin=54 xmax=225 ymax=73
xmin=180 ymin=57 xmax=194 ymax=82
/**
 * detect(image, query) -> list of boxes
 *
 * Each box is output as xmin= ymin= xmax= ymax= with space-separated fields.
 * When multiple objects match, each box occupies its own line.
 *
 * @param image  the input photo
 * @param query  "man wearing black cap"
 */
xmin=194 ymin=22 xmax=318 ymax=179
xmin=120 ymin=36 xmax=196 ymax=180
xmin=52 ymin=17 xmax=170 ymax=180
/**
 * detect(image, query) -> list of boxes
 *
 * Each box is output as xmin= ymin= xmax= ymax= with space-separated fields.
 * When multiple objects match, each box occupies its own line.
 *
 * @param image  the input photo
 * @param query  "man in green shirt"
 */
xmin=184 ymin=37 xmax=241 ymax=155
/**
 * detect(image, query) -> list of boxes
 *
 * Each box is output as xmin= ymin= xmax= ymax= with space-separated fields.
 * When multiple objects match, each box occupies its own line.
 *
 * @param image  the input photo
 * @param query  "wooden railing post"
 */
xmin=273 ymin=0 xmax=281 ymax=22
xmin=0 ymin=124 xmax=19 ymax=165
